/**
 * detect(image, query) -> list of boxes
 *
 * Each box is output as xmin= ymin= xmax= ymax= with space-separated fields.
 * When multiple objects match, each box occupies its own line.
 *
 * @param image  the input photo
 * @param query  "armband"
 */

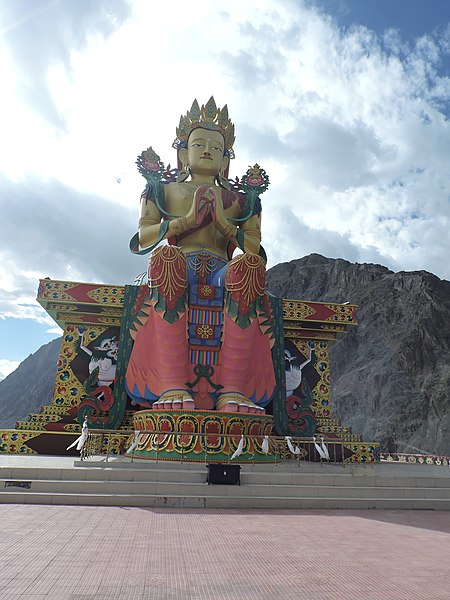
xmin=235 ymin=229 xmax=267 ymax=263
xmin=129 ymin=220 xmax=170 ymax=255
xmin=236 ymin=228 xmax=245 ymax=251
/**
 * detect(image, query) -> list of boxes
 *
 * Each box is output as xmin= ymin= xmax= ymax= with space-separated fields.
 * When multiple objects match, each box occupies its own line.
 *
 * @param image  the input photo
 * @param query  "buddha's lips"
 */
xmin=201 ymin=155 xmax=213 ymax=160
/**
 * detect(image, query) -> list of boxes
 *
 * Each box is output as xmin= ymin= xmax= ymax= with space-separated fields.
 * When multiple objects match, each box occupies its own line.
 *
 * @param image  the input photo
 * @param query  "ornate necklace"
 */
xmin=177 ymin=181 xmax=220 ymax=202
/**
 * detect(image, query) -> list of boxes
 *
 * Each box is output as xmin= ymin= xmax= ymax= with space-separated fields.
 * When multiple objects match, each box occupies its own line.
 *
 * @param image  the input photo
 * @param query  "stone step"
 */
xmin=2 ymin=457 xmax=450 ymax=510
xmin=0 ymin=466 xmax=207 ymax=483
xmin=1 ymin=490 xmax=450 ymax=510
xmin=2 ymin=477 xmax=450 ymax=500
xmin=2 ymin=464 xmax=450 ymax=488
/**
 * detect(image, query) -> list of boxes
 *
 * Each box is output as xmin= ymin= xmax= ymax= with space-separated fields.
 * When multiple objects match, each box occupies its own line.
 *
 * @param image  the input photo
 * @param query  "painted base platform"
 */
xmin=127 ymin=409 xmax=276 ymax=463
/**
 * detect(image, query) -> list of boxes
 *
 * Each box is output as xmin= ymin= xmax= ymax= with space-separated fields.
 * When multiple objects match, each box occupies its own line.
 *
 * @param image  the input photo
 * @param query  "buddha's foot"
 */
xmin=216 ymin=393 xmax=265 ymax=414
xmin=153 ymin=390 xmax=195 ymax=411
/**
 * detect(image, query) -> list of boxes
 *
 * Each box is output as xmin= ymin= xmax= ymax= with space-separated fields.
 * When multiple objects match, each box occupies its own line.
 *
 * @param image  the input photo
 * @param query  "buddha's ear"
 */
xmin=179 ymin=147 xmax=188 ymax=165
xmin=221 ymin=154 xmax=229 ymax=173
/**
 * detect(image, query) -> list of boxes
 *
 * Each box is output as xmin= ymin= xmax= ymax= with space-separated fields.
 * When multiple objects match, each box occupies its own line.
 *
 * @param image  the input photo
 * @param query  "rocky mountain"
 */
xmin=0 ymin=337 xmax=61 ymax=428
xmin=266 ymin=254 xmax=450 ymax=456
xmin=1 ymin=254 xmax=449 ymax=456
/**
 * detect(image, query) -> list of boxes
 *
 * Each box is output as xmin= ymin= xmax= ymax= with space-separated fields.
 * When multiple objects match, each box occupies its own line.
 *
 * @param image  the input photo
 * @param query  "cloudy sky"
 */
xmin=1 ymin=0 xmax=450 ymax=380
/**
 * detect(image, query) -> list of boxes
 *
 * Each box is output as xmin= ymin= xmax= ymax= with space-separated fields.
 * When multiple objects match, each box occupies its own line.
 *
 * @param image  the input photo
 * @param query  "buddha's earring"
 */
xmin=177 ymin=161 xmax=190 ymax=183
xmin=218 ymin=165 xmax=231 ymax=191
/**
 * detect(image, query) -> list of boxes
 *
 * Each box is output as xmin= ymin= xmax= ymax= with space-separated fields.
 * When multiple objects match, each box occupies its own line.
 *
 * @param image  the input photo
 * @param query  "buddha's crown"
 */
xmin=173 ymin=96 xmax=235 ymax=159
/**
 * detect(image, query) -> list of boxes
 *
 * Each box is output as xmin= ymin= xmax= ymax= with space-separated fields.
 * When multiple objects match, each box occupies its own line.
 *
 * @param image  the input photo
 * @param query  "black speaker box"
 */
xmin=207 ymin=463 xmax=241 ymax=485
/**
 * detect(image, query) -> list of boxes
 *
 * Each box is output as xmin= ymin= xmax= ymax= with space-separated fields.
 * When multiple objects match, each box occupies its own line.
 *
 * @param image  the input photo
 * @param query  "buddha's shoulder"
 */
xmin=162 ymin=181 xmax=182 ymax=200
xmin=222 ymin=187 xmax=245 ymax=209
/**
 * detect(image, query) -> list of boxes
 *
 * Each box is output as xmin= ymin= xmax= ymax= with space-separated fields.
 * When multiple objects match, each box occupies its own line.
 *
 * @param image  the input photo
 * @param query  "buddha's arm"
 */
xmin=216 ymin=213 xmax=262 ymax=255
xmin=138 ymin=197 xmax=195 ymax=249
xmin=239 ymin=214 xmax=262 ymax=254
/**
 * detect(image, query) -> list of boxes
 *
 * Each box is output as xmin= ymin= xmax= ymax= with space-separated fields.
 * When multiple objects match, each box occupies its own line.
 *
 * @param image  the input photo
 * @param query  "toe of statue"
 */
xmin=153 ymin=390 xmax=195 ymax=411
xmin=216 ymin=393 xmax=265 ymax=414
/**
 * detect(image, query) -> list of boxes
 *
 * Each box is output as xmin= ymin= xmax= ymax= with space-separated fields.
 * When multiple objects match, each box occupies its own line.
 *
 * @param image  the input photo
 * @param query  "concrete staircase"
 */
xmin=1 ymin=456 xmax=450 ymax=509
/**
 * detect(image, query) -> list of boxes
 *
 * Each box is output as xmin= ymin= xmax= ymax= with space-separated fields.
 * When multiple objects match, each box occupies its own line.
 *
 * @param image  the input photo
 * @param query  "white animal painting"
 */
xmin=285 ymin=346 xmax=313 ymax=397
xmin=78 ymin=330 xmax=119 ymax=387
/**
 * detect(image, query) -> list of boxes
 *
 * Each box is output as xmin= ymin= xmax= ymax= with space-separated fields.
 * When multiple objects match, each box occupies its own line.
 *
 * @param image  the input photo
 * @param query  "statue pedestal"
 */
xmin=127 ymin=409 xmax=276 ymax=463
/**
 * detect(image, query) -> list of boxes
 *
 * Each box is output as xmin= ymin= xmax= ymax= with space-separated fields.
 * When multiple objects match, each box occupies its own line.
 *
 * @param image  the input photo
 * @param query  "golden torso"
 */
xmin=164 ymin=182 xmax=242 ymax=259
xmin=139 ymin=128 xmax=260 ymax=258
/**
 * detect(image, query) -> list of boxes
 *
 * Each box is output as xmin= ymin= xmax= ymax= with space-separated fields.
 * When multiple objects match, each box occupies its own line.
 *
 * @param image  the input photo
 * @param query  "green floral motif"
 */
xmin=148 ymin=285 xmax=187 ymax=324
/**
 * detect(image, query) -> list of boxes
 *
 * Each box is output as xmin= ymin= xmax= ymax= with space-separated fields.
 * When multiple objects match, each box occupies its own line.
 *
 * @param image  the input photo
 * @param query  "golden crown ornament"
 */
xmin=172 ymin=96 xmax=236 ymax=159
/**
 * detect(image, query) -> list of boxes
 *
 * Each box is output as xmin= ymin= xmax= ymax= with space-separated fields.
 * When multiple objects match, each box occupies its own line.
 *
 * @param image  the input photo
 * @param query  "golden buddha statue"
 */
xmin=125 ymin=98 xmax=276 ymax=414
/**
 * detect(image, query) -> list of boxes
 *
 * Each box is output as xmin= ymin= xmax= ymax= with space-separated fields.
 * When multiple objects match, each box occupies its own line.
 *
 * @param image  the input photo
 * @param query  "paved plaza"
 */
xmin=1 ymin=503 xmax=450 ymax=599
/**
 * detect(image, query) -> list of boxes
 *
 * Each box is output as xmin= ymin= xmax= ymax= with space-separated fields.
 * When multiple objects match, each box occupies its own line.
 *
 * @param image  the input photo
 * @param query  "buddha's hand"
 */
xmin=184 ymin=185 xmax=209 ymax=229
xmin=189 ymin=185 xmax=216 ymax=225
xmin=210 ymin=188 xmax=228 ymax=233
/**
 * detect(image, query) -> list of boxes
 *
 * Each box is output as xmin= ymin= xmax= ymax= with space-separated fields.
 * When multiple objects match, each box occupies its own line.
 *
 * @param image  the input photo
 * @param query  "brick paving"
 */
xmin=0 ymin=505 xmax=449 ymax=599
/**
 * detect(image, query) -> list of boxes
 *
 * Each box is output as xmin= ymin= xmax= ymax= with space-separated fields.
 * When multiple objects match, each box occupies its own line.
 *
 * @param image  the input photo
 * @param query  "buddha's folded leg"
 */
xmin=218 ymin=316 xmax=276 ymax=410
xmin=125 ymin=246 xmax=193 ymax=408
xmin=126 ymin=310 xmax=190 ymax=395
xmin=217 ymin=253 xmax=276 ymax=412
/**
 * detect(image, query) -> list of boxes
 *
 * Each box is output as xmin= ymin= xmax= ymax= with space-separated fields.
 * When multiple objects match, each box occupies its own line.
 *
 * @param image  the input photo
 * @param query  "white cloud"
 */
xmin=1 ymin=0 xmax=450 ymax=335
xmin=0 ymin=359 xmax=20 ymax=381
xmin=0 ymin=0 xmax=131 ymax=127
xmin=47 ymin=327 xmax=63 ymax=335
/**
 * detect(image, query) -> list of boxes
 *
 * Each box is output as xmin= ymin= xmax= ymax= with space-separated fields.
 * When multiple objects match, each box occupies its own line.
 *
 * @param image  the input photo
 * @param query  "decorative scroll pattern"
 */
xmin=55 ymin=313 xmax=122 ymax=326
xmin=130 ymin=409 xmax=274 ymax=462
xmin=324 ymin=303 xmax=357 ymax=323
xmin=283 ymin=302 xmax=316 ymax=320
xmin=225 ymin=254 xmax=265 ymax=305
xmin=338 ymin=442 xmax=380 ymax=463
xmin=86 ymin=287 xmax=123 ymax=304
xmin=38 ymin=281 xmax=82 ymax=302
xmin=283 ymin=329 xmax=338 ymax=341
xmin=0 ymin=431 xmax=38 ymax=454
xmin=282 ymin=300 xmax=357 ymax=324
xmin=189 ymin=252 xmax=218 ymax=279
xmin=38 ymin=280 xmax=125 ymax=305
xmin=380 ymin=453 xmax=450 ymax=466
xmin=148 ymin=246 xmax=187 ymax=304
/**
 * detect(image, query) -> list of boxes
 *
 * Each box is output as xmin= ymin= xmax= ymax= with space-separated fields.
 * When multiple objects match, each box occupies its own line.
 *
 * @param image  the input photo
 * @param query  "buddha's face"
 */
xmin=181 ymin=128 xmax=228 ymax=177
